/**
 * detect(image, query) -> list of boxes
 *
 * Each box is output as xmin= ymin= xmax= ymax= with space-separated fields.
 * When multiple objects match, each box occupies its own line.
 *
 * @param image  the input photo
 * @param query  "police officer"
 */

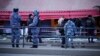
xmin=10 ymin=8 xmax=21 ymax=47
xmin=29 ymin=10 xmax=40 ymax=48
xmin=64 ymin=19 xmax=77 ymax=48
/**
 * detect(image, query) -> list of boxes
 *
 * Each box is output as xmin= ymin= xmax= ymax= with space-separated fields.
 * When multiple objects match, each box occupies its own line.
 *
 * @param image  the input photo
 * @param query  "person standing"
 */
xmin=57 ymin=17 xmax=65 ymax=48
xmin=86 ymin=15 xmax=96 ymax=43
xmin=10 ymin=8 xmax=21 ymax=47
xmin=26 ymin=14 xmax=33 ymax=42
xmin=64 ymin=19 xmax=77 ymax=48
xmin=29 ymin=10 xmax=40 ymax=48
xmin=74 ymin=18 xmax=82 ymax=36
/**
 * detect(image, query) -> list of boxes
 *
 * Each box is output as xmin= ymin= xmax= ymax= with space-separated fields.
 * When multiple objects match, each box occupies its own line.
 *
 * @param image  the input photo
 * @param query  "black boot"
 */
xmin=88 ymin=38 xmax=91 ymax=43
xmin=61 ymin=44 xmax=65 ymax=48
xmin=29 ymin=38 xmax=32 ymax=42
xmin=91 ymin=38 xmax=94 ymax=43
xmin=61 ymin=46 xmax=64 ymax=48
xmin=29 ymin=36 xmax=32 ymax=42
xmin=31 ymin=45 xmax=38 ymax=48
xmin=16 ymin=44 xmax=19 ymax=48
xmin=26 ymin=37 xmax=29 ymax=42
xmin=71 ymin=43 xmax=74 ymax=48
xmin=12 ymin=44 xmax=15 ymax=47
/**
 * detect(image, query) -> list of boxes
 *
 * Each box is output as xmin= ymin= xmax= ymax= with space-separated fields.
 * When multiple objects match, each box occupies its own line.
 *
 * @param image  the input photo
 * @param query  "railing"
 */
xmin=0 ymin=26 xmax=100 ymax=48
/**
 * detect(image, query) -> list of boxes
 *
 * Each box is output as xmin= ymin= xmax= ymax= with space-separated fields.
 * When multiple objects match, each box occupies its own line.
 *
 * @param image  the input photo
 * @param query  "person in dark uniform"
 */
xmin=10 ymin=8 xmax=21 ymax=47
xmin=86 ymin=15 xmax=96 ymax=43
xmin=29 ymin=10 xmax=40 ymax=48
xmin=26 ymin=14 xmax=33 ymax=42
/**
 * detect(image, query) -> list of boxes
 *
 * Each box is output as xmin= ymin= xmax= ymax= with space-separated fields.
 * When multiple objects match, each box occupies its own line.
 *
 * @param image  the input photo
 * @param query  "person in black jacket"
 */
xmin=26 ymin=14 xmax=33 ymax=42
xmin=57 ymin=17 xmax=65 ymax=48
xmin=86 ymin=15 xmax=96 ymax=43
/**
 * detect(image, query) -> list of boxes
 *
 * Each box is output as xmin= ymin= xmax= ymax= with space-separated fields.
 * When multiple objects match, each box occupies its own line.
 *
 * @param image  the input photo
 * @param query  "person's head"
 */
xmin=13 ymin=8 xmax=19 ymax=13
xmin=67 ymin=19 xmax=71 ymax=22
xmin=29 ymin=14 xmax=33 ymax=18
xmin=68 ymin=18 xmax=74 ymax=21
xmin=33 ymin=10 xmax=39 ymax=16
xmin=58 ymin=17 xmax=64 ymax=25
xmin=88 ymin=15 xmax=92 ymax=18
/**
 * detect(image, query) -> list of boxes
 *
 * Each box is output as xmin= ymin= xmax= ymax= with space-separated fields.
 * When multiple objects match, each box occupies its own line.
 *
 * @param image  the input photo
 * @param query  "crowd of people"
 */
xmin=10 ymin=8 xmax=96 ymax=48
xmin=57 ymin=15 xmax=96 ymax=48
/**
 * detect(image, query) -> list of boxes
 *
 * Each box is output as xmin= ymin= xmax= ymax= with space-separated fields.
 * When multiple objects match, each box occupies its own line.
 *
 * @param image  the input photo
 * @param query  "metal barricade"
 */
xmin=0 ymin=26 xmax=100 ymax=48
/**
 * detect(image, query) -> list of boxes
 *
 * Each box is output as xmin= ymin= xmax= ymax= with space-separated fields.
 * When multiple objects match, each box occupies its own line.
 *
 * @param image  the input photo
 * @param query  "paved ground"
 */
xmin=0 ymin=45 xmax=100 ymax=56
xmin=0 ymin=54 xmax=72 ymax=56
xmin=0 ymin=38 xmax=100 ymax=48
xmin=0 ymin=37 xmax=100 ymax=56
xmin=0 ymin=47 xmax=100 ymax=56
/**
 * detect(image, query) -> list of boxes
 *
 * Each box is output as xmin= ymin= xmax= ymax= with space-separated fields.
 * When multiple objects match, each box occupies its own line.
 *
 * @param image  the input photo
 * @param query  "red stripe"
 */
xmin=0 ymin=9 xmax=100 ymax=21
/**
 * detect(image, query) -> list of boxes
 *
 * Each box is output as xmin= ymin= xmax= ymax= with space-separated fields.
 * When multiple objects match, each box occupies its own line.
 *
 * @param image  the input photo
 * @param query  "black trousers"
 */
xmin=26 ymin=28 xmax=32 ymax=42
xmin=61 ymin=37 xmax=65 ymax=45
xmin=59 ymin=29 xmax=65 ymax=47
xmin=86 ymin=29 xmax=95 ymax=43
